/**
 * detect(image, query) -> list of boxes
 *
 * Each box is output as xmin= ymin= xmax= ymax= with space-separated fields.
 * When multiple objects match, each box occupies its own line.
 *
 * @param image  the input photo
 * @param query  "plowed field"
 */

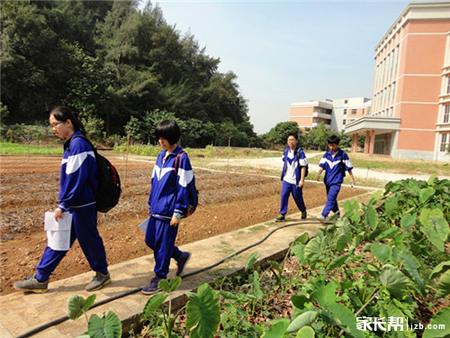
xmin=0 ymin=153 xmax=366 ymax=295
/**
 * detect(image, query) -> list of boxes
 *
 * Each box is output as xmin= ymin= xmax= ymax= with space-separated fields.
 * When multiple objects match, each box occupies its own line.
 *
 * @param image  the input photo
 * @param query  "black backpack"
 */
xmin=297 ymin=148 xmax=309 ymax=178
xmin=174 ymin=151 xmax=199 ymax=218
xmin=70 ymin=135 xmax=121 ymax=213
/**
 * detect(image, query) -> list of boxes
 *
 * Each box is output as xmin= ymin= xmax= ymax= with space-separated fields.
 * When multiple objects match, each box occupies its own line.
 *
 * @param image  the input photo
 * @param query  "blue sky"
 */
xmin=150 ymin=1 xmax=413 ymax=134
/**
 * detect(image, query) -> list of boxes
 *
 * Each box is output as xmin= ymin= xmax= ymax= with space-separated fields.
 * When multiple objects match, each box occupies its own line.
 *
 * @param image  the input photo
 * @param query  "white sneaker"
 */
xmin=317 ymin=215 xmax=326 ymax=224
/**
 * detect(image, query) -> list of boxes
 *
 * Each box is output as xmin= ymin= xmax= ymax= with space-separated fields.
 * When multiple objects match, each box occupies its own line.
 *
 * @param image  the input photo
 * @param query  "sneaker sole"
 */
xmin=86 ymin=278 xmax=111 ymax=292
xmin=141 ymin=288 xmax=159 ymax=295
xmin=176 ymin=253 xmax=191 ymax=277
xmin=14 ymin=287 xmax=48 ymax=294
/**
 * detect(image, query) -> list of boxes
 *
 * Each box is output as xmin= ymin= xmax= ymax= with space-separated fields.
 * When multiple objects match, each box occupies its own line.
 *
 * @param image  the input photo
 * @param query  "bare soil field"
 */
xmin=0 ymin=153 xmax=366 ymax=296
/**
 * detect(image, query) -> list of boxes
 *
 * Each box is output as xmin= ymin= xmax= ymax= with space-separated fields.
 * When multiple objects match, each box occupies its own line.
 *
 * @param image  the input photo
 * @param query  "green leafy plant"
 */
xmin=67 ymin=294 xmax=122 ymax=338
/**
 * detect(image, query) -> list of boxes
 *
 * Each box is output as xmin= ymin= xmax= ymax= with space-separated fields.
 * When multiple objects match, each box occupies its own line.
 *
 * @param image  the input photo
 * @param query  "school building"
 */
xmin=346 ymin=1 xmax=450 ymax=161
xmin=290 ymin=2 xmax=450 ymax=162
xmin=290 ymin=97 xmax=371 ymax=134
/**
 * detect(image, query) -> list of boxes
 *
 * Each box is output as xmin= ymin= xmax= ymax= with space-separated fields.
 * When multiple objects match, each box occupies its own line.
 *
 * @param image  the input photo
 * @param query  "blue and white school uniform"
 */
xmin=278 ymin=146 xmax=307 ymax=216
xmin=146 ymin=146 xmax=193 ymax=279
xmin=36 ymin=131 xmax=108 ymax=281
xmin=318 ymin=149 xmax=353 ymax=217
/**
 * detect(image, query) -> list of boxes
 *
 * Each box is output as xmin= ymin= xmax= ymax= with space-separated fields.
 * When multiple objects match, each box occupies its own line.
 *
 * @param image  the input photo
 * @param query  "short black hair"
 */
xmin=287 ymin=133 xmax=298 ymax=140
xmin=327 ymin=135 xmax=340 ymax=145
xmin=155 ymin=120 xmax=181 ymax=145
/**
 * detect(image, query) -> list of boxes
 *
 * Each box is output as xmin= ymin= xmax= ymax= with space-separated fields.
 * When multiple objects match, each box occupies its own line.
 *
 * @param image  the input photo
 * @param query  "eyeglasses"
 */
xmin=50 ymin=121 xmax=64 ymax=128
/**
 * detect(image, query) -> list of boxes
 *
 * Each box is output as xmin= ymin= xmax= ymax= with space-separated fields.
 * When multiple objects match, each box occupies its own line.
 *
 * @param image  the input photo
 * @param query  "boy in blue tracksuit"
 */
xmin=316 ymin=135 xmax=356 ymax=223
xmin=142 ymin=120 xmax=192 ymax=295
xmin=275 ymin=133 xmax=308 ymax=222
xmin=14 ymin=106 xmax=110 ymax=293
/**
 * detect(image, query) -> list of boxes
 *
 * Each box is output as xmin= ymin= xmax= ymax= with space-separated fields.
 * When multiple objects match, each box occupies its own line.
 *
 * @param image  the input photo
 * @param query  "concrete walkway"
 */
xmin=0 ymin=191 xmax=374 ymax=338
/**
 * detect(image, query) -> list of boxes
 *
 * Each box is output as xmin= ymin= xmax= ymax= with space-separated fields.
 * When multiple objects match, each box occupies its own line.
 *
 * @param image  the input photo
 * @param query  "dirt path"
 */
xmin=0 ymin=154 xmax=367 ymax=295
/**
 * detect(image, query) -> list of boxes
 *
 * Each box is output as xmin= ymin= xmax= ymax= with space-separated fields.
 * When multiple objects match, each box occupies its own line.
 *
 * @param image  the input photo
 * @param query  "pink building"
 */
xmin=346 ymin=2 xmax=450 ymax=161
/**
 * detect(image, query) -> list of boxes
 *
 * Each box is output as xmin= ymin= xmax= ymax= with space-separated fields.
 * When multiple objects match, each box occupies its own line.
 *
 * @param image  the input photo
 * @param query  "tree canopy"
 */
xmin=1 ymin=0 xmax=258 ymax=147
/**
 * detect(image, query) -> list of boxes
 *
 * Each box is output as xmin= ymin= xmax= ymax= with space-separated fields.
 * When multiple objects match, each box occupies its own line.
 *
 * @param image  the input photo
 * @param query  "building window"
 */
xmin=447 ymin=77 xmax=450 ymax=94
xmin=344 ymin=99 xmax=348 ymax=104
xmin=343 ymin=109 xmax=347 ymax=115
xmin=445 ymin=105 xmax=450 ymax=123
xmin=343 ymin=119 xmax=346 ymax=125
xmin=351 ymin=109 xmax=357 ymax=115
xmin=362 ymin=109 xmax=365 ymax=115
xmin=440 ymin=133 xmax=448 ymax=152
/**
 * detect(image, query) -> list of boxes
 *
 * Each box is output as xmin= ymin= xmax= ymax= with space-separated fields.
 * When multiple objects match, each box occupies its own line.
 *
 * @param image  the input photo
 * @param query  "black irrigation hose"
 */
xmin=15 ymin=219 xmax=325 ymax=338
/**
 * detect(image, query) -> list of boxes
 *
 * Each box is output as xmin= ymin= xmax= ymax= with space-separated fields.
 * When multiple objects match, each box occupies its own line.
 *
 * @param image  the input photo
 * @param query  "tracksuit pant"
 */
xmin=322 ymin=184 xmax=341 ymax=217
xmin=279 ymin=181 xmax=306 ymax=216
xmin=145 ymin=217 xmax=182 ymax=279
xmin=36 ymin=205 xmax=108 ymax=282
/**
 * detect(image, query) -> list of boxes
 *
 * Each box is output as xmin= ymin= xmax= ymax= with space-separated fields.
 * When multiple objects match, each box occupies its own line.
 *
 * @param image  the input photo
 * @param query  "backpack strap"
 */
xmin=174 ymin=150 xmax=185 ymax=175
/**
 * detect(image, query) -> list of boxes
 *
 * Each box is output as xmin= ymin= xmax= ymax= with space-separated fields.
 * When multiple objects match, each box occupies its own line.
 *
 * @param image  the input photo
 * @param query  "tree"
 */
xmin=266 ymin=122 xmax=300 ymax=145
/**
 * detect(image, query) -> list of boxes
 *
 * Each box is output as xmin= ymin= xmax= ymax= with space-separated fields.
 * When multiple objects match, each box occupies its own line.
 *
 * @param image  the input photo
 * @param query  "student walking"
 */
xmin=14 ymin=106 xmax=110 ymax=293
xmin=316 ymin=135 xmax=356 ymax=223
xmin=275 ymin=133 xmax=308 ymax=222
xmin=142 ymin=120 xmax=192 ymax=295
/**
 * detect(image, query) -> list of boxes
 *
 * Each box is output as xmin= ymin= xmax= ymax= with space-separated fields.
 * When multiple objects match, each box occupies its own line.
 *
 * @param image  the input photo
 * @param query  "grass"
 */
xmin=0 ymin=142 xmax=62 ymax=155
xmin=308 ymin=152 xmax=450 ymax=176
xmin=113 ymin=143 xmax=280 ymax=158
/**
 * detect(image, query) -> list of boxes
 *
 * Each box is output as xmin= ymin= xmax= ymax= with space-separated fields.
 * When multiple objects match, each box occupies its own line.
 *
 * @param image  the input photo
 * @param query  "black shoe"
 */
xmin=274 ymin=214 xmax=285 ymax=222
xmin=301 ymin=211 xmax=307 ymax=219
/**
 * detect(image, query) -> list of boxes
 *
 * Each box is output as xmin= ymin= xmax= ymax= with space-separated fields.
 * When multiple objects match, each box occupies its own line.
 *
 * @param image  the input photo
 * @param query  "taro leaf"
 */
xmin=420 ymin=209 xmax=449 ymax=252
xmin=344 ymin=199 xmax=360 ymax=223
xmin=371 ymin=242 xmax=392 ymax=264
xmin=88 ymin=311 xmax=122 ymax=338
xmin=421 ymin=209 xmax=450 ymax=240
xmin=245 ymin=251 xmax=258 ymax=271
xmin=336 ymin=233 xmax=351 ymax=252
xmin=324 ymin=303 xmax=365 ymax=338
xmin=296 ymin=325 xmax=315 ymax=338
xmin=285 ymin=310 xmax=318 ymax=333
xmin=385 ymin=196 xmax=398 ymax=214
xmin=75 ymin=334 xmax=90 ymax=338
xmin=158 ymin=279 xmax=170 ymax=293
xmin=368 ymin=190 xmax=382 ymax=206
xmin=400 ymin=213 xmax=416 ymax=231
xmin=420 ymin=187 xmax=435 ymax=204
xmin=68 ymin=294 xmax=96 ymax=320
xmin=328 ymin=252 xmax=352 ymax=271
xmin=365 ymin=206 xmax=378 ymax=230
xmin=169 ymin=276 xmax=182 ymax=292
xmin=377 ymin=227 xmax=400 ymax=241
xmin=262 ymin=318 xmax=290 ymax=338
xmin=304 ymin=237 xmax=321 ymax=266
xmin=295 ymin=232 xmax=309 ymax=245
xmin=311 ymin=281 xmax=337 ymax=307
xmin=427 ymin=174 xmax=438 ymax=186
xmin=142 ymin=293 xmax=168 ymax=318
xmin=379 ymin=264 xmax=409 ymax=299
xmin=291 ymin=295 xmax=309 ymax=310
xmin=186 ymin=283 xmax=220 ymax=338
xmin=430 ymin=261 xmax=450 ymax=279
xmin=292 ymin=244 xmax=306 ymax=265
xmin=422 ymin=306 xmax=450 ymax=338
xmin=401 ymin=250 xmax=426 ymax=297
xmin=435 ymin=270 xmax=450 ymax=299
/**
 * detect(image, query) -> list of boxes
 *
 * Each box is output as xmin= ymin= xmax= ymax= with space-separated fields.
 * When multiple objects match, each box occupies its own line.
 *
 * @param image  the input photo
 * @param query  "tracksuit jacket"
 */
xmin=318 ymin=149 xmax=353 ymax=186
xmin=36 ymin=131 xmax=108 ymax=281
xmin=318 ymin=148 xmax=353 ymax=217
xmin=146 ymin=145 xmax=193 ymax=279
xmin=280 ymin=146 xmax=308 ymax=184
xmin=278 ymin=146 xmax=307 ymax=215
xmin=148 ymin=145 xmax=193 ymax=219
